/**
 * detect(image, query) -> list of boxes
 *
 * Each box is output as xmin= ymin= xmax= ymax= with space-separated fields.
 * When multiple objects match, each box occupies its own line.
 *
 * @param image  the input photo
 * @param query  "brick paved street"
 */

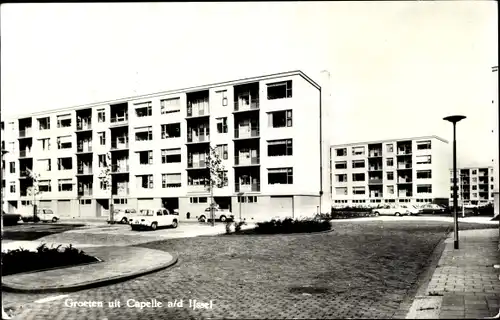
xmin=2 ymin=220 xmax=498 ymax=319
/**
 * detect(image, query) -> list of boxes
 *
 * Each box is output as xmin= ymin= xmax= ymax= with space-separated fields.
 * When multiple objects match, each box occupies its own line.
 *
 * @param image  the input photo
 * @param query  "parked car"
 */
xmin=401 ymin=204 xmax=420 ymax=216
xmin=197 ymin=207 xmax=234 ymax=222
xmin=129 ymin=208 xmax=179 ymax=231
xmin=372 ymin=205 xmax=410 ymax=216
xmin=20 ymin=208 xmax=59 ymax=223
xmin=107 ymin=208 xmax=137 ymax=224
xmin=419 ymin=203 xmax=447 ymax=215
xmin=2 ymin=210 xmax=23 ymax=226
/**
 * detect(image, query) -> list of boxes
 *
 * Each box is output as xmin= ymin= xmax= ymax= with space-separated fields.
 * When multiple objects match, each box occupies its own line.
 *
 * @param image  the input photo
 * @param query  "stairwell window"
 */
xmin=386 ymin=158 xmax=394 ymax=167
xmin=216 ymin=144 xmax=228 ymax=160
xmin=387 ymin=172 xmax=394 ymax=180
xmin=216 ymin=90 xmax=228 ymax=107
xmin=97 ymin=109 xmax=106 ymax=122
xmin=216 ymin=117 xmax=228 ymax=134
xmin=267 ymin=80 xmax=292 ymax=100
xmin=268 ymin=167 xmax=293 ymax=185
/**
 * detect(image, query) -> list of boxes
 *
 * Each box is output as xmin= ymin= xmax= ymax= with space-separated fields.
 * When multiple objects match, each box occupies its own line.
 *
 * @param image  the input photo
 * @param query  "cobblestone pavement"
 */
xmin=2 ymin=220 xmax=498 ymax=319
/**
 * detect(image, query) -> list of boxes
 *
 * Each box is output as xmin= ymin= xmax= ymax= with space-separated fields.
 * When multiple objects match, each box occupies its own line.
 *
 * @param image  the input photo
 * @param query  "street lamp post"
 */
xmin=1 ymin=149 xmax=13 ymax=320
xmin=444 ymin=115 xmax=466 ymax=250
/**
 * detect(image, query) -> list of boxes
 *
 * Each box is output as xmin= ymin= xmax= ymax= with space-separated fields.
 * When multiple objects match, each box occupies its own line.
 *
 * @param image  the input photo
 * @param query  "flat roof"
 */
xmin=331 ymin=135 xmax=449 ymax=148
xmin=3 ymin=70 xmax=320 ymax=120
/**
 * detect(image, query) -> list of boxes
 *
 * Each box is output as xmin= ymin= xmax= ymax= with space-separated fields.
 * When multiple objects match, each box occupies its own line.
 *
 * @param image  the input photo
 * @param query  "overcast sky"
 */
xmin=1 ymin=2 xmax=498 ymax=167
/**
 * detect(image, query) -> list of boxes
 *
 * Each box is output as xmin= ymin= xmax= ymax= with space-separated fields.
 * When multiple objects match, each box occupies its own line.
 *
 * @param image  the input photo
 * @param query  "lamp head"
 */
xmin=1 ymin=149 xmax=8 ymax=155
xmin=443 ymin=115 xmax=466 ymax=123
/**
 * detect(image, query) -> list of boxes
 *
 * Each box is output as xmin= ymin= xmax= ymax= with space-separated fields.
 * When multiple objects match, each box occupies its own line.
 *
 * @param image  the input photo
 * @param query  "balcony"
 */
xmin=76 ymin=121 xmax=92 ymax=131
xmin=398 ymin=178 xmax=412 ymax=184
xmin=234 ymin=127 xmax=260 ymax=139
xmin=235 ymin=182 xmax=260 ymax=193
xmin=368 ymin=151 xmax=382 ymax=158
xmin=113 ymin=187 xmax=130 ymax=196
xmin=76 ymin=167 xmax=93 ymax=175
xmin=18 ymin=129 xmax=33 ymax=138
xmin=111 ymin=164 xmax=130 ymax=174
xmin=187 ymin=184 xmax=208 ymax=193
xmin=20 ymin=170 xmax=31 ymax=178
xmin=187 ymin=134 xmax=210 ymax=144
xmin=368 ymin=178 xmax=383 ymax=185
xmin=19 ymin=149 xmax=32 ymax=158
xmin=111 ymin=140 xmax=129 ymax=150
xmin=78 ymin=188 xmax=93 ymax=197
xmin=368 ymin=166 xmax=383 ymax=171
xmin=187 ymin=160 xmax=207 ymax=169
xmin=397 ymin=163 xmax=412 ymax=170
xmin=234 ymin=155 xmax=260 ymax=166
xmin=397 ymin=149 xmax=412 ymax=155
xmin=77 ymin=145 xmax=93 ymax=153
xmin=186 ymin=107 xmax=209 ymax=118
xmin=110 ymin=114 xmax=129 ymax=126
xmin=398 ymin=192 xmax=412 ymax=197
xmin=234 ymin=98 xmax=259 ymax=112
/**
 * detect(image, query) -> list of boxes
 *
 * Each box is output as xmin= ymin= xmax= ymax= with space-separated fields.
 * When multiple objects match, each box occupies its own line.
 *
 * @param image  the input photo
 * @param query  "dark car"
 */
xmin=419 ymin=204 xmax=447 ymax=215
xmin=2 ymin=210 xmax=23 ymax=226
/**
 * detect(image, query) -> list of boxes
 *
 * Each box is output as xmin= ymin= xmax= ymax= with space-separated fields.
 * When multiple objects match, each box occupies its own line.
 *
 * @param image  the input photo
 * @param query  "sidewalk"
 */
xmin=405 ymin=228 xmax=500 ymax=319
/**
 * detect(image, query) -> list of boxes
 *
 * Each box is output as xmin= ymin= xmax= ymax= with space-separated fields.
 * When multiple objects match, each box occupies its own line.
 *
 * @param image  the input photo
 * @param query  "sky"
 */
xmin=1 ymin=2 xmax=498 ymax=168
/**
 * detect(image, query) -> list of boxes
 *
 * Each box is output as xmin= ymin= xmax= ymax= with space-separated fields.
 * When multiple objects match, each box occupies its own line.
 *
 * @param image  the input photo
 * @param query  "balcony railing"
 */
xmin=77 ymin=167 xmax=93 ymax=175
xmin=111 ymin=140 xmax=129 ymax=150
xmin=20 ymin=170 xmax=30 ymax=178
xmin=397 ymin=163 xmax=412 ymax=169
xmin=369 ymin=166 xmax=382 ymax=171
xmin=18 ymin=129 xmax=32 ymax=138
xmin=368 ymin=151 xmax=382 ymax=157
xmin=235 ymin=182 xmax=260 ymax=192
xmin=187 ymin=184 xmax=208 ymax=192
xmin=186 ymin=104 xmax=209 ymax=118
xmin=19 ymin=149 xmax=32 ymax=158
xmin=78 ymin=189 xmax=93 ymax=196
xmin=398 ymin=178 xmax=412 ymax=183
xmin=369 ymin=193 xmax=383 ymax=198
xmin=397 ymin=149 xmax=412 ymax=155
xmin=77 ymin=145 xmax=93 ymax=153
xmin=234 ymin=98 xmax=259 ymax=112
xmin=187 ymin=134 xmax=209 ymax=143
xmin=110 ymin=114 xmax=129 ymax=125
xmin=187 ymin=160 xmax=207 ymax=169
xmin=76 ymin=120 xmax=92 ymax=131
xmin=368 ymin=179 xmax=383 ymax=185
xmin=234 ymin=155 xmax=260 ymax=166
xmin=112 ymin=187 xmax=130 ymax=196
xmin=111 ymin=164 xmax=129 ymax=173
xmin=398 ymin=192 xmax=413 ymax=197
xmin=234 ymin=127 xmax=260 ymax=139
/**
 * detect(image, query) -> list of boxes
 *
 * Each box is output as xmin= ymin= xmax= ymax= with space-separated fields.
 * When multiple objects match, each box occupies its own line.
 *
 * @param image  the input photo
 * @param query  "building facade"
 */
xmin=1 ymin=70 xmax=331 ymax=221
xmin=449 ymin=166 xmax=495 ymax=207
xmin=330 ymin=136 xmax=450 ymax=207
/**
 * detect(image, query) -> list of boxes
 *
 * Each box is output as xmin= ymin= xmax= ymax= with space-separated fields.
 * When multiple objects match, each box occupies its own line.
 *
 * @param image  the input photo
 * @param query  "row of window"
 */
xmin=335 ymin=170 xmax=432 ymax=183
xmin=333 ymin=199 xmax=422 ymax=204
xmin=334 ymin=156 xmax=432 ymax=168
xmin=335 ymin=141 xmax=432 ymax=157
xmin=450 ymin=192 xmax=495 ymax=198
xmin=334 ymin=184 xmax=432 ymax=196
xmin=450 ymin=177 xmax=494 ymax=183
xmin=451 ymin=185 xmax=494 ymax=191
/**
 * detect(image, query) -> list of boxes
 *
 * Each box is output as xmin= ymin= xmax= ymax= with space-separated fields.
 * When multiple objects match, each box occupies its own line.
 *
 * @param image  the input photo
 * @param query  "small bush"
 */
xmin=330 ymin=210 xmax=375 ymax=219
xmin=225 ymin=220 xmax=247 ymax=234
xmin=254 ymin=217 xmax=331 ymax=234
xmin=1 ymin=243 xmax=99 ymax=276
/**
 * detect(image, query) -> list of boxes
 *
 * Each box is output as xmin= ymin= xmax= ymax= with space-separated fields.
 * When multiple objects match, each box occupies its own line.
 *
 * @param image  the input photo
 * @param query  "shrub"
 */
xmin=254 ymin=217 xmax=331 ymax=234
xmin=330 ymin=210 xmax=375 ymax=219
xmin=1 ymin=243 xmax=99 ymax=276
xmin=225 ymin=220 xmax=247 ymax=234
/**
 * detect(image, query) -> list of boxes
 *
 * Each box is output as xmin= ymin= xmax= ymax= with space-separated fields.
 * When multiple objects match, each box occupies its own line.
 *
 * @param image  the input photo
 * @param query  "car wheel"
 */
xmin=198 ymin=215 xmax=206 ymax=222
xmin=395 ymin=212 xmax=401 ymax=216
xmin=121 ymin=217 xmax=128 ymax=224
xmin=220 ymin=215 xmax=227 ymax=222
xmin=52 ymin=217 xmax=58 ymax=223
xmin=151 ymin=222 xmax=158 ymax=231
xmin=374 ymin=211 xmax=380 ymax=217
xmin=171 ymin=220 xmax=178 ymax=228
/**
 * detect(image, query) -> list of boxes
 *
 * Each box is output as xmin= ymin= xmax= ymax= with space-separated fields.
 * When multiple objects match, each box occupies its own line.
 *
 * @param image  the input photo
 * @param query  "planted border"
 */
xmin=227 ymin=218 xmax=332 ymax=235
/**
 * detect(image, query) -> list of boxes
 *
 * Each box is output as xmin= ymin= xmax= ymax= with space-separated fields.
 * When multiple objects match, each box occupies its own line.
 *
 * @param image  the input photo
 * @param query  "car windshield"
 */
xmin=139 ymin=210 xmax=154 ymax=216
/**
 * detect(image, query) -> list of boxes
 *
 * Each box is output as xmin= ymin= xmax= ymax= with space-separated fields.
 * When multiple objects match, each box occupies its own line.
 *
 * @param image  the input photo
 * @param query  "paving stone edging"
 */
xmin=1 ymin=252 xmax=178 ymax=294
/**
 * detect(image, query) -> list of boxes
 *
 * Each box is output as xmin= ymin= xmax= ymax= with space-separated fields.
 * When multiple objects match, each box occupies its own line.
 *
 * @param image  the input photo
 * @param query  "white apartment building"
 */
xmin=1 ymin=70 xmax=331 ymax=221
xmin=330 ymin=136 xmax=450 ymax=207
xmin=1 ymin=119 xmax=5 ymax=211
xmin=449 ymin=166 xmax=495 ymax=206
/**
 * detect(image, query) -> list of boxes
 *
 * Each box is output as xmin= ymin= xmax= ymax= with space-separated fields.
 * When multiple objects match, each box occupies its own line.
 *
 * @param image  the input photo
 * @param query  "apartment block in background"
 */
xmin=1 ymin=70 xmax=331 ymax=220
xmin=449 ymin=166 xmax=495 ymax=206
xmin=330 ymin=136 xmax=450 ymax=207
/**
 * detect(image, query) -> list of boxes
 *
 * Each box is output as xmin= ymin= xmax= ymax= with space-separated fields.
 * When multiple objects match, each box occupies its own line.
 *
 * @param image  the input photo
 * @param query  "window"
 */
xmin=216 ymin=90 xmax=228 ymax=106
xmin=387 ymin=172 xmax=394 ymax=180
xmin=238 ymin=196 xmax=258 ymax=203
xmin=136 ymin=126 xmax=154 ymax=141
xmin=335 ymin=187 xmax=347 ymax=195
xmin=386 ymin=158 xmax=394 ymax=167
xmin=97 ymin=109 xmax=106 ymax=122
xmin=161 ymin=123 xmax=180 ymax=139
xmin=113 ymin=198 xmax=128 ymax=205
xmin=138 ymin=150 xmax=153 ymax=165
xmin=386 ymin=144 xmax=394 ymax=153
xmin=416 ymin=155 xmax=432 ymax=164
xmin=10 ymin=162 xmax=15 ymax=173
xmin=417 ymin=140 xmax=431 ymax=150
xmin=98 ymin=132 xmax=106 ymax=145
xmin=472 ymin=177 xmax=477 ymax=183
xmin=352 ymin=186 xmax=365 ymax=195
xmin=161 ymin=148 xmax=181 ymax=163
xmin=472 ymin=193 xmax=477 ymax=197
xmin=336 ymin=174 xmax=347 ymax=182
xmin=58 ymin=179 xmax=73 ymax=191
xmin=8 ymin=142 xmax=15 ymax=153
xmin=134 ymin=102 xmax=152 ymax=117
xmin=216 ymin=144 xmax=229 ymax=160
xmin=417 ymin=170 xmax=432 ymax=179
xmin=352 ymin=160 xmax=365 ymax=168
xmin=472 ymin=170 xmax=477 ymax=175
xmin=57 ymin=136 xmax=72 ymax=149
xmin=268 ymin=110 xmax=292 ymax=128
xmin=352 ymin=173 xmax=365 ymax=182
xmin=417 ymin=184 xmax=432 ymax=193
xmin=136 ymin=175 xmax=154 ymax=189
xmin=267 ymin=80 xmax=292 ymax=100
xmin=39 ymin=138 xmax=51 ymax=151
xmin=161 ymin=98 xmax=181 ymax=114
xmin=9 ymin=182 xmax=15 ymax=193
xmin=335 ymin=161 xmax=347 ymax=169
xmin=190 ymin=197 xmax=208 ymax=204
xmin=80 ymin=199 xmax=92 ymax=205
xmin=38 ymin=159 xmax=51 ymax=171
xmin=57 ymin=157 xmax=73 ymax=170
xmin=268 ymin=139 xmax=293 ymax=157
xmin=39 ymin=180 xmax=51 ymax=193
xmin=387 ymin=186 xmax=394 ymax=194
xmin=472 ymin=185 xmax=477 ymax=190
xmin=268 ymin=167 xmax=293 ymax=185
xmin=98 ymin=154 xmax=107 ymax=167
xmin=336 ymin=148 xmax=347 ymax=157
xmin=352 ymin=146 xmax=365 ymax=156
xmin=100 ymin=180 xmax=108 ymax=190
xmin=38 ymin=117 xmax=50 ymax=130
xmin=216 ymin=117 xmax=228 ymax=133
xmin=57 ymin=114 xmax=72 ymax=128
xmin=162 ymin=173 xmax=182 ymax=188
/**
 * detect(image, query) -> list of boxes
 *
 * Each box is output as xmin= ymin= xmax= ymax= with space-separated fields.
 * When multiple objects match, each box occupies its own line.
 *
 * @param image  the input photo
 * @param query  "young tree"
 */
xmin=26 ymin=168 xmax=40 ymax=222
xmin=98 ymin=153 xmax=114 ymax=223
xmin=206 ymin=145 xmax=226 ymax=227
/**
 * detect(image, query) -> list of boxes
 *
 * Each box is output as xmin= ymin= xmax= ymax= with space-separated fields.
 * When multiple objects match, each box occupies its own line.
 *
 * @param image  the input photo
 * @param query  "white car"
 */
xmin=108 ymin=208 xmax=137 ymax=224
xmin=129 ymin=208 xmax=179 ymax=231
xmin=197 ymin=207 xmax=234 ymax=222
xmin=372 ymin=205 xmax=410 ymax=217
xmin=401 ymin=204 xmax=420 ymax=216
xmin=21 ymin=208 xmax=60 ymax=223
